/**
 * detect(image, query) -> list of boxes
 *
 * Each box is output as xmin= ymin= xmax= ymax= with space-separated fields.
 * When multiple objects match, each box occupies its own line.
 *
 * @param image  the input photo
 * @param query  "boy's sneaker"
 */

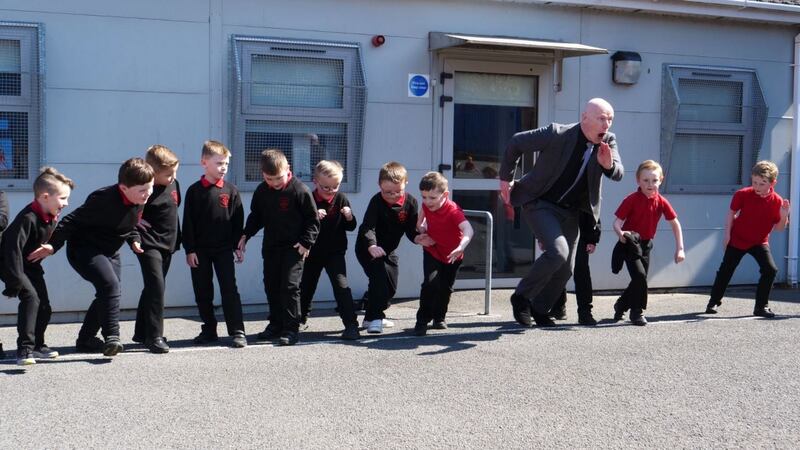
xmin=361 ymin=318 xmax=394 ymax=329
xmin=103 ymin=337 xmax=124 ymax=357
xmin=298 ymin=317 xmax=309 ymax=331
xmin=753 ymin=307 xmax=776 ymax=318
xmin=413 ymin=322 xmax=427 ymax=336
xmin=705 ymin=301 xmax=720 ymax=314
xmin=231 ymin=332 xmax=248 ymax=348
xmin=341 ymin=326 xmax=360 ymax=341
xmin=32 ymin=345 xmax=59 ymax=359
xmin=367 ymin=320 xmax=383 ymax=334
xmin=256 ymin=326 xmax=281 ymax=341
xmin=432 ymin=320 xmax=448 ymax=330
xmin=278 ymin=332 xmax=298 ymax=346
xmin=75 ymin=336 xmax=105 ymax=353
xmin=16 ymin=348 xmax=36 ymax=366
xmin=630 ymin=315 xmax=648 ymax=326
xmin=192 ymin=332 xmax=219 ymax=345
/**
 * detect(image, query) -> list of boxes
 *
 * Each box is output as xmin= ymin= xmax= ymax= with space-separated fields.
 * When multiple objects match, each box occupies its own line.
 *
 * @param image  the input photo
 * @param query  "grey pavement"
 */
xmin=1 ymin=286 xmax=799 ymax=449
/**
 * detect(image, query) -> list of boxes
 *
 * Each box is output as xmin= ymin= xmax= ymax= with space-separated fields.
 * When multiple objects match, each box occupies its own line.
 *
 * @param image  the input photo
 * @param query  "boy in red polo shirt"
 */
xmin=413 ymin=171 xmax=474 ymax=336
xmin=705 ymin=160 xmax=790 ymax=317
xmin=612 ymin=160 xmax=685 ymax=326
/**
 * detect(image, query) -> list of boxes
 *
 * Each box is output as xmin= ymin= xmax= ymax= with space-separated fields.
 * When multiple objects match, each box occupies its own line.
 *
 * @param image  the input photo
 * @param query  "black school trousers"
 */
xmin=67 ymin=243 xmax=122 ymax=340
xmin=416 ymin=251 xmax=462 ymax=325
xmin=550 ymin=236 xmax=594 ymax=314
xmin=357 ymin=249 xmax=399 ymax=322
xmin=2 ymin=268 xmax=52 ymax=352
xmin=190 ymin=248 xmax=244 ymax=336
xmin=616 ymin=240 xmax=652 ymax=316
xmin=709 ymin=244 xmax=777 ymax=309
xmin=263 ymin=246 xmax=304 ymax=334
xmin=134 ymin=248 xmax=173 ymax=341
xmin=299 ymin=251 xmax=357 ymax=328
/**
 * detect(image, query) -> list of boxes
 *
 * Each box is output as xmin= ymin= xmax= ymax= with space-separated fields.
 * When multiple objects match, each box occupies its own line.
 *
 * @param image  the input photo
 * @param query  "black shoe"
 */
xmin=753 ymin=307 xmax=776 ymax=318
xmin=630 ymin=315 xmax=648 ymax=326
xmin=298 ymin=317 xmax=309 ymax=331
xmin=256 ymin=325 xmax=282 ymax=341
xmin=103 ymin=337 xmax=124 ymax=356
xmin=549 ymin=307 xmax=567 ymax=321
xmin=278 ymin=332 xmax=298 ymax=346
xmin=532 ymin=313 xmax=557 ymax=327
xmin=705 ymin=300 xmax=720 ymax=314
xmin=192 ymin=332 xmax=219 ymax=345
xmin=578 ymin=312 xmax=598 ymax=326
xmin=147 ymin=337 xmax=170 ymax=354
xmin=413 ymin=322 xmax=428 ymax=336
xmin=0 ymin=343 xmax=5 ymax=360
xmin=341 ymin=326 xmax=360 ymax=341
xmin=231 ymin=332 xmax=248 ymax=348
xmin=75 ymin=336 xmax=105 ymax=353
xmin=432 ymin=320 xmax=448 ymax=330
xmin=510 ymin=294 xmax=532 ymax=327
xmin=132 ymin=334 xmax=145 ymax=344
xmin=613 ymin=301 xmax=625 ymax=322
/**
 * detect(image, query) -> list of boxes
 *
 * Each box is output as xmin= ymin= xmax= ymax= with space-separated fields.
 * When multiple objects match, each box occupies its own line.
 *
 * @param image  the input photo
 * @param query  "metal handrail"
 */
xmin=462 ymin=209 xmax=493 ymax=315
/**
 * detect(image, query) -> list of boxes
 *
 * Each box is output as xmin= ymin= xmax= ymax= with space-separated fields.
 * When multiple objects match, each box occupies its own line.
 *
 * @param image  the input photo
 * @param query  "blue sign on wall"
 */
xmin=408 ymin=74 xmax=430 ymax=98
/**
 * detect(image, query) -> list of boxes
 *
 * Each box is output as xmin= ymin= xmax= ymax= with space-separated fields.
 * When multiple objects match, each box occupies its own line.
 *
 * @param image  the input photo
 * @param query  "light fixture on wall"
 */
xmin=611 ymin=51 xmax=642 ymax=85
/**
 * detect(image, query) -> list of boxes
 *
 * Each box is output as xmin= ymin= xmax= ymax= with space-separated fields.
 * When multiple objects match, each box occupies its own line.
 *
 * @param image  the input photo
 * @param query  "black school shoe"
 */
xmin=192 ymin=331 xmax=219 ymax=345
xmin=532 ymin=313 xmax=557 ymax=327
xmin=341 ymin=326 xmax=361 ymax=341
xmin=612 ymin=301 xmax=625 ymax=322
xmin=549 ymin=306 xmax=567 ymax=321
xmin=413 ymin=322 xmax=428 ymax=336
xmin=256 ymin=325 xmax=282 ymax=341
xmin=278 ymin=332 xmax=298 ymax=346
xmin=103 ymin=336 xmax=124 ymax=357
xmin=147 ymin=337 xmax=170 ymax=354
xmin=578 ymin=312 xmax=598 ymax=326
xmin=432 ymin=320 xmax=448 ymax=330
xmin=0 ymin=343 xmax=5 ymax=360
xmin=76 ymin=336 xmax=105 ymax=353
xmin=510 ymin=293 xmax=532 ymax=327
xmin=753 ymin=307 xmax=776 ymax=318
xmin=705 ymin=300 xmax=721 ymax=314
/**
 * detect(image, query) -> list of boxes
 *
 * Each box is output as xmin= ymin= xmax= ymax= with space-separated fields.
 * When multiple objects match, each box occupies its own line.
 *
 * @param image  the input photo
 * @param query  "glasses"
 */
xmin=317 ymin=183 xmax=340 ymax=193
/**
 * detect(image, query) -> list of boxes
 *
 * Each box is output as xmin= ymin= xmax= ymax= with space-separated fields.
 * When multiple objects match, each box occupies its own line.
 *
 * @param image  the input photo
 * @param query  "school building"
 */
xmin=0 ymin=0 xmax=798 ymax=318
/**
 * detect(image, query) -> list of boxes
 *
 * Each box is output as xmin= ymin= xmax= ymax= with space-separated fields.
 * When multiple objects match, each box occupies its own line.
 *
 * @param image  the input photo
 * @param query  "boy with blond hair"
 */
xmin=1 ymin=168 xmax=74 ymax=365
xmin=132 ymin=145 xmax=181 ymax=353
xmin=612 ymin=160 xmax=684 ymax=326
xmin=413 ymin=171 xmax=473 ymax=336
xmin=183 ymin=140 xmax=247 ymax=348
xmin=239 ymin=149 xmax=319 ymax=346
xmin=705 ymin=160 xmax=790 ymax=317
xmin=298 ymin=160 xmax=360 ymax=340
xmin=356 ymin=161 xmax=424 ymax=334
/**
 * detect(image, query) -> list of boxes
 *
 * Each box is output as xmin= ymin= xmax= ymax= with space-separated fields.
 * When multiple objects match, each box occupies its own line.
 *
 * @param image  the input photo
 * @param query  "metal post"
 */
xmin=463 ymin=210 xmax=493 ymax=315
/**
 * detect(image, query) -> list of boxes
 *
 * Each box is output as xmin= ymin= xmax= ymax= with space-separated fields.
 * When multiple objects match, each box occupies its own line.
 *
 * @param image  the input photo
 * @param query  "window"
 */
xmin=661 ymin=65 xmax=766 ymax=193
xmin=0 ymin=22 xmax=42 ymax=190
xmin=232 ymin=36 xmax=367 ymax=191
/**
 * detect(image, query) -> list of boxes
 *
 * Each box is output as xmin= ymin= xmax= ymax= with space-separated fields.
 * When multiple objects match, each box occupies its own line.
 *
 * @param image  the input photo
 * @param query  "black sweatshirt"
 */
xmin=182 ymin=177 xmax=243 ymax=253
xmin=0 ymin=203 xmax=56 ymax=295
xmin=0 ymin=190 xmax=8 ymax=234
xmin=243 ymin=177 xmax=319 ymax=250
xmin=140 ymin=179 xmax=181 ymax=253
xmin=309 ymin=190 xmax=357 ymax=257
xmin=356 ymin=192 xmax=419 ymax=255
xmin=49 ymin=185 xmax=143 ymax=256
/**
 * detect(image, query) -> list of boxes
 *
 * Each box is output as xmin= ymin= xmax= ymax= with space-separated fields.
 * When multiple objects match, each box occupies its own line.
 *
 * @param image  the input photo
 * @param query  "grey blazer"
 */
xmin=498 ymin=122 xmax=623 ymax=222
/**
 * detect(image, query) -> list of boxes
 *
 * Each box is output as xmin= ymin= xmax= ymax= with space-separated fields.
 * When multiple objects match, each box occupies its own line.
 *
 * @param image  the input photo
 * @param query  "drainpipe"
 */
xmin=788 ymin=33 xmax=800 ymax=287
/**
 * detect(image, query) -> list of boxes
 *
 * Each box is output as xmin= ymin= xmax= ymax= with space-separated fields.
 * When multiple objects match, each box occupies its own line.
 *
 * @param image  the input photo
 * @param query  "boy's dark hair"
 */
xmin=260 ymin=149 xmax=289 ymax=175
xmin=419 ymin=171 xmax=449 ymax=193
xmin=34 ymin=167 xmax=75 ymax=196
xmin=145 ymin=144 xmax=179 ymax=171
xmin=379 ymin=161 xmax=407 ymax=184
xmin=118 ymin=158 xmax=155 ymax=187
xmin=202 ymin=140 xmax=231 ymax=159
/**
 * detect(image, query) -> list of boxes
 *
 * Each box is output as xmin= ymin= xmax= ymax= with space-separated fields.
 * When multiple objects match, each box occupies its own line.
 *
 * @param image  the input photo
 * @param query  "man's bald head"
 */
xmin=581 ymin=98 xmax=614 ymax=144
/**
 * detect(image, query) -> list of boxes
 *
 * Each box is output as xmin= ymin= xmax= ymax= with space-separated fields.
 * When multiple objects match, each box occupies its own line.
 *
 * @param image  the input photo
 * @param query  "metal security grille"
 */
xmin=661 ymin=65 xmax=766 ymax=194
xmin=0 ymin=22 xmax=42 ymax=189
xmin=232 ymin=36 xmax=367 ymax=192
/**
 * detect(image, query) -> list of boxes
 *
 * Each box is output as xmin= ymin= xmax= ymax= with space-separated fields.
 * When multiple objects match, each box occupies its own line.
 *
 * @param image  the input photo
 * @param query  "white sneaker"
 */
xmin=367 ymin=320 xmax=383 ymax=334
xmin=382 ymin=318 xmax=395 ymax=328
xmin=32 ymin=345 xmax=59 ymax=359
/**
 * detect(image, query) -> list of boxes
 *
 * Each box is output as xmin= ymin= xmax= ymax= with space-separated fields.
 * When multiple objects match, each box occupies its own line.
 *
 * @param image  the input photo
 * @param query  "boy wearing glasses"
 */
xmin=298 ymin=160 xmax=360 ymax=340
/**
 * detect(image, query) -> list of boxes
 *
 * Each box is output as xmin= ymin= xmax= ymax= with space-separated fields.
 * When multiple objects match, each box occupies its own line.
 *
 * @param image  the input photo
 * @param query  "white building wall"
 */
xmin=0 ymin=0 xmax=795 ymax=316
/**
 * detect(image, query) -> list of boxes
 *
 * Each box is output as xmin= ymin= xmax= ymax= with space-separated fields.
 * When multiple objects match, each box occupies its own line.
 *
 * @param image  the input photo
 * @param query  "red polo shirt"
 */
xmin=423 ymin=199 xmax=467 ymax=263
xmin=615 ymin=189 xmax=677 ymax=240
xmin=729 ymin=186 xmax=783 ymax=250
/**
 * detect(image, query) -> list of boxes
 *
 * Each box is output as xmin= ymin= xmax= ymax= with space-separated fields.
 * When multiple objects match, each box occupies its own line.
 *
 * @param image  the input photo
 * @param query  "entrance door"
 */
xmin=440 ymin=59 xmax=550 ymax=288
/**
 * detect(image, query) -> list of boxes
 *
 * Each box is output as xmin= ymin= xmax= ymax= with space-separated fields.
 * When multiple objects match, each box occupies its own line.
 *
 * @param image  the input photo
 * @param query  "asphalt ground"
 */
xmin=0 ymin=286 xmax=798 ymax=449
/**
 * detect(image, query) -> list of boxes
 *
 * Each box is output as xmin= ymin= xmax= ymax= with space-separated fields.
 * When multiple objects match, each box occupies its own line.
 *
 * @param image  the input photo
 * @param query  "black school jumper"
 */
xmin=356 ymin=192 xmax=418 ymax=322
xmin=134 ymin=179 xmax=181 ymax=342
xmin=299 ymin=190 xmax=357 ymax=328
xmin=0 ymin=203 xmax=57 ymax=352
xmin=243 ymin=176 xmax=319 ymax=336
xmin=183 ymin=177 xmax=245 ymax=337
xmin=49 ymin=185 xmax=143 ymax=340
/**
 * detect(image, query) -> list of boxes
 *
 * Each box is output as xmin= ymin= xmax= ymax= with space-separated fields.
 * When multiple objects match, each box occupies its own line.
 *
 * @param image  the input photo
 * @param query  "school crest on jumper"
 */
xmin=218 ymin=193 xmax=230 ymax=208
xmin=279 ymin=196 xmax=290 ymax=211
xmin=397 ymin=210 xmax=408 ymax=223
xmin=171 ymin=190 xmax=179 ymax=205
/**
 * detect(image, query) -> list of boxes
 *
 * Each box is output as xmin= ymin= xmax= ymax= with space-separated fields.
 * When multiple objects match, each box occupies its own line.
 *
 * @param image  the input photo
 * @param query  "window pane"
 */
xmin=0 ymin=39 xmax=21 ymax=96
xmin=668 ymin=134 xmax=742 ymax=185
xmin=0 ymin=111 xmax=28 ymax=178
xmin=455 ymin=72 xmax=537 ymax=107
xmin=244 ymin=120 xmax=347 ymax=182
xmin=678 ymin=79 xmax=742 ymax=123
xmin=250 ymin=55 xmax=343 ymax=109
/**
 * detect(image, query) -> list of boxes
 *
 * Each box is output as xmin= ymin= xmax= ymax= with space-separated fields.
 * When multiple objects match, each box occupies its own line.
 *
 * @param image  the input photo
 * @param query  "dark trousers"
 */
xmin=299 ymin=251 xmax=357 ymax=328
xmin=134 ymin=248 xmax=172 ymax=341
xmin=263 ymin=246 xmax=305 ymax=334
xmin=550 ymin=237 xmax=594 ymax=314
xmin=8 ymin=270 xmax=52 ymax=351
xmin=709 ymin=244 xmax=777 ymax=308
xmin=67 ymin=244 xmax=122 ymax=339
xmin=416 ymin=251 xmax=462 ymax=325
xmin=190 ymin=249 xmax=244 ymax=336
xmin=357 ymin=249 xmax=399 ymax=322
xmin=617 ymin=240 xmax=652 ymax=316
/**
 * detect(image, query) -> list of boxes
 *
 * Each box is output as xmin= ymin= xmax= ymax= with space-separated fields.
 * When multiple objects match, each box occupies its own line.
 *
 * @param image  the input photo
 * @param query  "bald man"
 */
xmin=499 ymin=98 xmax=623 ymax=327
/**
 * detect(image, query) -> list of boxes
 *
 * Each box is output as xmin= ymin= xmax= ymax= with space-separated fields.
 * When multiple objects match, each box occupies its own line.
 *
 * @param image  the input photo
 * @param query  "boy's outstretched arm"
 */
xmin=774 ymin=199 xmax=790 ymax=232
xmin=669 ymin=218 xmax=685 ymax=263
xmin=447 ymin=220 xmax=474 ymax=263
xmin=722 ymin=209 xmax=736 ymax=248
